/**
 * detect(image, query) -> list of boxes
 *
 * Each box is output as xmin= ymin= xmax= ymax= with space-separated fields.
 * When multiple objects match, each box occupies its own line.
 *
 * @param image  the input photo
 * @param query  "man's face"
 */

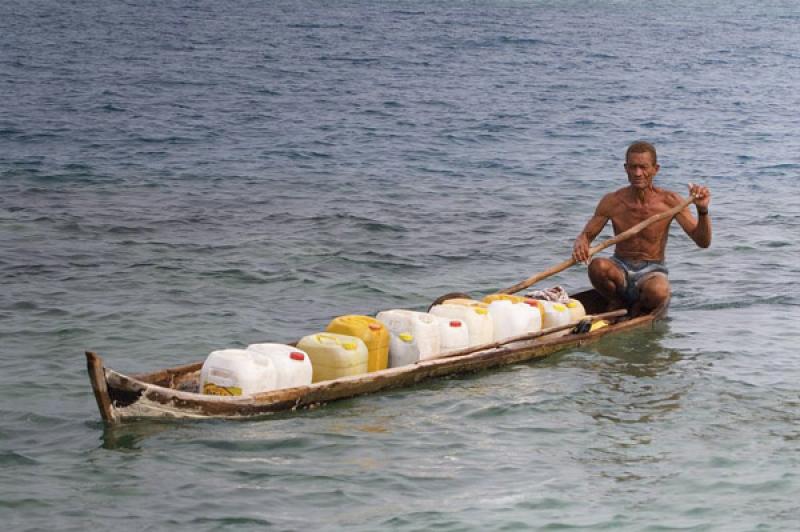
xmin=624 ymin=152 xmax=659 ymax=190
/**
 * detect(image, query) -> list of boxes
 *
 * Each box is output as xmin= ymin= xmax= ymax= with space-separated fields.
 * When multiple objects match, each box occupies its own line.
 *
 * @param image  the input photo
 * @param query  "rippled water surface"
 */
xmin=2 ymin=0 xmax=799 ymax=530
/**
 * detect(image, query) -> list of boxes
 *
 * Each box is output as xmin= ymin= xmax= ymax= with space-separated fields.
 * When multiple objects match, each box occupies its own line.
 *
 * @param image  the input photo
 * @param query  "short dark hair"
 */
xmin=626 ymin=141 xmax=657 ymax=165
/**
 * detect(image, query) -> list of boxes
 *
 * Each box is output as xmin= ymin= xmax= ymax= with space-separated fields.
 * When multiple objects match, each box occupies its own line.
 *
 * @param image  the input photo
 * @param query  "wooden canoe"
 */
xmin=86 ymin=289 xmax=665 ymax=425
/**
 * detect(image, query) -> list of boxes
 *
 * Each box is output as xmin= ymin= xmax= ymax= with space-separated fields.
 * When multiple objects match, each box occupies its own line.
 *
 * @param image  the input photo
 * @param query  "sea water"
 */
xmin=1 ymin=0 xmax=799 ymax=530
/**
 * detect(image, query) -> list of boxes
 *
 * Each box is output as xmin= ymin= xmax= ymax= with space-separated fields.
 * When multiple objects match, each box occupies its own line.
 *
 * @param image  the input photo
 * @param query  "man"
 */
xmin=572 ymin=141 xmax=712 ymax=315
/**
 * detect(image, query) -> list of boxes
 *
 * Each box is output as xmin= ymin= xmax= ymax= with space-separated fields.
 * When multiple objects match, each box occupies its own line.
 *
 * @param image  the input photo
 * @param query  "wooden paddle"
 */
xmin=428 ymin=308 xmax=627 ymax=361
xmin=498 ymin=194 xmax=696 ymax=295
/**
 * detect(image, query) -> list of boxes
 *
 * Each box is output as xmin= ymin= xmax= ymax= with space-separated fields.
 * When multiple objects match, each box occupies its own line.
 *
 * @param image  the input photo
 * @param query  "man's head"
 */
xmin=624 ymin=141 xmax=659 ymax=190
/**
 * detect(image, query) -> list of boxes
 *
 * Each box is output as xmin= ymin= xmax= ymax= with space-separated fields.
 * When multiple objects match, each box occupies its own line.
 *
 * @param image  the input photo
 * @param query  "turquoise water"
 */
xmin=2 ymin=0 xmax=799 ymax=530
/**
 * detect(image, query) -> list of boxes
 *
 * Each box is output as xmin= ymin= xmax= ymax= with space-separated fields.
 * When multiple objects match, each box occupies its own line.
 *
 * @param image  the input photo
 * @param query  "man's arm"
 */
xmin=573 ymin=195 xmax=613 ymax=262
xmin=674 ymin=183 xmax=712 ymax=248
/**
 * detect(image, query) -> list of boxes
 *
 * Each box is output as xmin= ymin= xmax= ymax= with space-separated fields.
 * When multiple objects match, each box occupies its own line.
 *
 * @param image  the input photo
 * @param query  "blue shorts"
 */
xmin=608 ymin=256 xmax=669 ymax=306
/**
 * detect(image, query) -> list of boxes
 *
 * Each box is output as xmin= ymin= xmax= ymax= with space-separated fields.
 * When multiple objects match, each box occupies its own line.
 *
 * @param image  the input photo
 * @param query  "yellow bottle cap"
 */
xmin=553 ymin=303 xmax=566 ymax=312
xmin=567 ymin=300 xmax=578 ymax=308
xmin=474 ymin=308 xmax=488 ymax=315
xmin=399 ymin=333 xmax=413 ymax=343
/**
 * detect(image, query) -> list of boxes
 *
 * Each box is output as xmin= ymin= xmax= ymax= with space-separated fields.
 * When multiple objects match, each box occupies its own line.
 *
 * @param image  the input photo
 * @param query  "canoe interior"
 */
xmin=129 ymin=288 xmax=610 ymax=392
xmin=88 ymin=288 xmax=661 ymax=424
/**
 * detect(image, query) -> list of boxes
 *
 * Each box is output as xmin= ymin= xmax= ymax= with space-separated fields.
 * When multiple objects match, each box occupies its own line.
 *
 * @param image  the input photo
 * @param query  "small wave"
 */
xmin=336 ymin=251 xmax=425 ymax=270
xmin=1 ymin=264 xmax=60 ymax=278
xmin=759 ymin=163 xmax=800 ymax=170
xmin=107 ymin=225 xmax=156 ymax=235
xmin=287 ymin=23 xmax=346 ymax=29
xmin=318 ymin=55 xmax=379 ymax=65
xmin=99 ymin=103 xmax=125 ymax=112
xmin=360 ymin=221 xmax=406 ymax=233
xmin=133 ymin=135 xmax=196 ymax=145
xmin=55 ymin=327 xmax=93 ymax=338
xmin=302 ymin=212 xmax=403 ymax=231
xmin=10 ymin=301 xmax=38 ymax=310
xmin=200 ymin=268 xmax=270 ymax=284
xmin=685 ymin=294 xmax=796 ymax=310
xmin=262 ymin=149 xmax=332 ymax=160
xmin=497 ymin=36 xmax=552 ymax=47
xmin=588 ymin=52 xmax=618 ymax=60
xmin=187 ymin=436 xmax=314 ymax=452
xmin=327 ymin=280 xmax=398 ymax=297
xmin=760 ymin=240 xmax=791 ymax=248
xmin=188 ymin=516 xmax=274 ymax=527
xmin=15 ymin=132 xmax=61 ymax=142
xmin=419 ymin=99 xmax=457 ymax=109
xmin=0 ymin=127 xmax=22 ymax=138
xmin=0 ymin=450 xmax=37 ymax=467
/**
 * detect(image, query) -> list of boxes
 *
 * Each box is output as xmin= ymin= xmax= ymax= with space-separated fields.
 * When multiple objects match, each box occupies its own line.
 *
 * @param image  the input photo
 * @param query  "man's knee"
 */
xmin=588 ymin=258 xmax=624 ymax=285
xmin=638 ymin=274 xmax=670 ymax=306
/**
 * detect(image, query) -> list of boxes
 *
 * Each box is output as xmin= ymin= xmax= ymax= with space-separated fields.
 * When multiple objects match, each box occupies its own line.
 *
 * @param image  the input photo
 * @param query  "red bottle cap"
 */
xmin=290 ymin=352 xmax=305 ymax=361
xmin=450 ymin=320 xmax=462 ymax=327
xmin=368 ymin=323 xmax=382 ymax=331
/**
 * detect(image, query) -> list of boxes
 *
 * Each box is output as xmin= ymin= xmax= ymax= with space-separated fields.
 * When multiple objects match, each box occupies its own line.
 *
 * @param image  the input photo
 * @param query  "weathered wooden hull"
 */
xmin=86 ymin=290 xmax=662 ymax=425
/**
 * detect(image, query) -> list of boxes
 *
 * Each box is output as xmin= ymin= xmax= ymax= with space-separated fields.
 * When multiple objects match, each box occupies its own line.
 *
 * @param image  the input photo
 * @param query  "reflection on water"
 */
xmin=571 ymin=321 xmax=689 ymax=426
xmin=564 ymin=322 xmax=696 ymax=485
xmin=100 ymin=420 xmax=187 ymax=451
xmin=592 ymin=321 xmax=682 ymax=377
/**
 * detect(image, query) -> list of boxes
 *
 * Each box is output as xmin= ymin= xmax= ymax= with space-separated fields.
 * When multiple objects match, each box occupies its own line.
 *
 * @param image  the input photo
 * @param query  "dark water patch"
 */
xmin=359 ymin=221 xmax=407 ymax=233
xmin=132 ymin=134 xmax=198 ymax=145
xmin=318 ymin=55 xmax=380 ymax=65
xmin=497 ymin=36 xmax=554 ymax=47
xmin=759 ymin=240 xmax=791 ymax=248
xmin=106 ymin=224 xmax=156 ymax=235
xmin=35 ymin=307 xmax=71 ymax=318
xmin=255 ymin=87 xmax=280 ymax=96
xmin=337 ymin=250 xmax=425 ymax=268
xmin=9 ymin=301 xmax=38 ymax=311
xmin=0 ymin=450 xmax=38 ymax=466
xmin=390 ymin=10 xmax=426 ymax=16
xmin=0 ymin=126 xmax=22 ymax=137
xmin=326 ymin=279 xmax=405 ymax=299
xmin=185 ymin=434 xmax=337 ymax=453
xmin=262 ymin=149 xmax=332 ymax=160
xmin=186 ymin=516 xmax=274 ymax=527
xmin=429 ymin=250 xmax=497 ymax=262
xmin=198 ymin=268 xmax=273 ymax=284
xmin=99 ymin=103 xmax=126 ymax=112
xmin=0 ymin=497 xmax=49 ymax=509
xmin=286 ymin=23 xmax=349 ymax=30
xmin=1 ymin=264 xmax=62 ymax=278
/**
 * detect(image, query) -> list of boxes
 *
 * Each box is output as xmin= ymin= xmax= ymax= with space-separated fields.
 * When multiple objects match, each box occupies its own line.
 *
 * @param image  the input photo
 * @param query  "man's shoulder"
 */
xmin=654 ymin=187 xmax=685 ymax=206
xmin=595 ymin=188 xmax=627 ymax=216
xmin=599 ymin=187 xmax=629 ymax=205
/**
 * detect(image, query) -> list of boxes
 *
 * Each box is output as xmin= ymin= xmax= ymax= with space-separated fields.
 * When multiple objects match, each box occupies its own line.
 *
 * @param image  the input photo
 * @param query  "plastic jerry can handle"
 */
xmin=315 ymin=333 xmax=342 ymax=346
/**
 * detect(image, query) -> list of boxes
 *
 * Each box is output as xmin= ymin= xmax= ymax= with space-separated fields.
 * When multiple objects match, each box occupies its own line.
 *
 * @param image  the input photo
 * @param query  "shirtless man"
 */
xmin=572 ymin=141 xmax=712 ymax=315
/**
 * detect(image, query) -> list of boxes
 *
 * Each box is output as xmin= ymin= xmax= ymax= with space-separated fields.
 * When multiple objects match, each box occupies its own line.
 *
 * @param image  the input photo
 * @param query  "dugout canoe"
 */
xmin=86 ymin=289 xmax=665 ymax=425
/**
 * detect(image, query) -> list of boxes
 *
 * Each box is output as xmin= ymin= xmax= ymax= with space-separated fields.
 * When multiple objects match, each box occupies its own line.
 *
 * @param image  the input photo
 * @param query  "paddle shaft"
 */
xmin=499 ymin=195 xmax=696 ymax=295
xmin=428 ymin=308 xmax=627 ymax=361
